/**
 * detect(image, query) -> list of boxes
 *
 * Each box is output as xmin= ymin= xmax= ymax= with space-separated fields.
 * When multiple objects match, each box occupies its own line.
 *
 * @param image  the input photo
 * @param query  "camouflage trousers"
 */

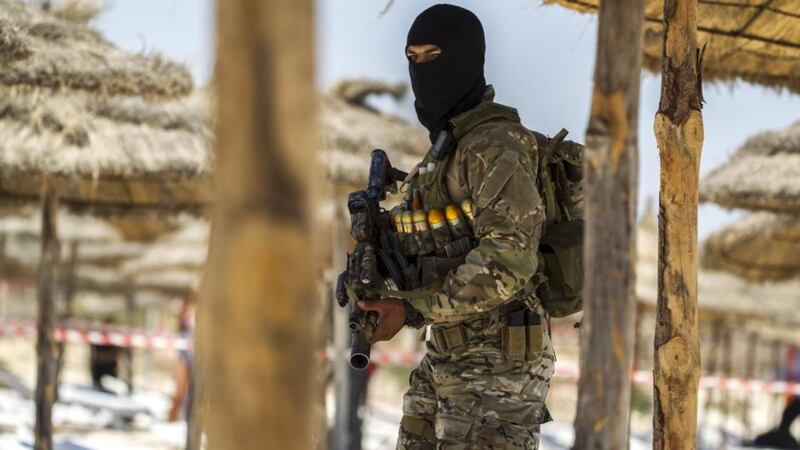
xmin=396 ymin=312 xmax=555 ymax=450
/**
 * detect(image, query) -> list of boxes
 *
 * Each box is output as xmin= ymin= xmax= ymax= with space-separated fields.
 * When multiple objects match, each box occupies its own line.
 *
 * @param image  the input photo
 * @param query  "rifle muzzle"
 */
xmin=349 ymin=332 xmax=371 ymax=370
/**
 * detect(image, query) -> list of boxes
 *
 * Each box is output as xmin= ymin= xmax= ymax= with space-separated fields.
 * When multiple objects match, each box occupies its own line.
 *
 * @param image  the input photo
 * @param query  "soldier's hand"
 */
xmin=358 ymin=298 xmax=406 ymax=342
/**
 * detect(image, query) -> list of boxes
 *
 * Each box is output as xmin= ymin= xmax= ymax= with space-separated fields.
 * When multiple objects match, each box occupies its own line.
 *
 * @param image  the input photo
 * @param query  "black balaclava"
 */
xmin=407 ymin=4 xmax=486 ymax=141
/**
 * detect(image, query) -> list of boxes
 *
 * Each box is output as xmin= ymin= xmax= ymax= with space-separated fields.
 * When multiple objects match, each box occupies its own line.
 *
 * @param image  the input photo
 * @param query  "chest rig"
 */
xmin=391 ymin=101 xmax=524 ymax=290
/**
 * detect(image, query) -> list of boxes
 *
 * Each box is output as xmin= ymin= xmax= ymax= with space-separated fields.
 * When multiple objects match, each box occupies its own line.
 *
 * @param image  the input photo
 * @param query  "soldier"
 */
xmin=358 ymin=4 xmax=556 ymax=449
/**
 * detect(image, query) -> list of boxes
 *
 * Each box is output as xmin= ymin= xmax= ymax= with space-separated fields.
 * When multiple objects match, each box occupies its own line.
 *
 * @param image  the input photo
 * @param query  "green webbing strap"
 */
xmin=449 ymin=102 xmax=520 ymax=139
xmin=539 ymin=128 xmax=569 ymax=226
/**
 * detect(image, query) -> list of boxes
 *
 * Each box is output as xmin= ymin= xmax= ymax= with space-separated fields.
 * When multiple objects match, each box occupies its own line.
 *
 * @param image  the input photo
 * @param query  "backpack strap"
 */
xmin=537 ymin=128 xmax=569 ymax=226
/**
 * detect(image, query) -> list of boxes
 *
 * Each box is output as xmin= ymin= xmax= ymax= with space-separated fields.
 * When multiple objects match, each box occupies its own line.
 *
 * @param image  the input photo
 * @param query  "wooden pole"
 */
xmin=204 ymin=0 xmax=318 ymax=448
xmin=55 ymin=241 xmax=78 ymax=394
xmin=573 ymin=0 xmax=644 ymax=448
xmin=699 ymin=320 xmax=721 ymax=429
xmin=652 ymin=0 xmax=704 ymax=448
xmin=720 ymin=326 xmax=733 ymax=446
xmin=34 ymin=181 xmax=60 ymax=450
xmin=742 ymin=331 xmax=758 ymax=438
xmin=125 ymin=286 xmax=136 ymax=393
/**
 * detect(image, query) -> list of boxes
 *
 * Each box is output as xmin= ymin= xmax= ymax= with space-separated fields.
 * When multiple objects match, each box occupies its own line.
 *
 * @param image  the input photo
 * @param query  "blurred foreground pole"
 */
xmin=573 ymin=0 xmax=643 ymax=448
xmin=653 ymin=0 xmax=704 ymax=448
xmin=35 ymin=181 xmax=60 ymax=450
xmin=204 ymin=0 xmax=318 ymax=449
xmin=331 ymin=202 xmax=351 ymax=450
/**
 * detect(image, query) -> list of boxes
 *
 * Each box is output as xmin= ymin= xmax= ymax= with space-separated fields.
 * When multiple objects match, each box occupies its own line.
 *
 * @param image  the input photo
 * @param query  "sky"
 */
xmin=91 ymin=0 xmax=799 ymax=239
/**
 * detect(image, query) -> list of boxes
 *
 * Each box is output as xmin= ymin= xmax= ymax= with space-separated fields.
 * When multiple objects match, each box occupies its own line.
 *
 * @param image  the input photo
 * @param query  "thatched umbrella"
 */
xmin=0 ymin=2 xmax=207 ymax=445
xmin=546 ymin=0 xmax=800 ymax=94
xmin=701 ymin=120 xmax=800 ymax=214
xmin=546 ymin=1 xmax=800 ymax=444
xmin=638 ymin=211 xmax=800 ymax=330
xmin=702 ymin=212 xmax=800 ymax=282
xmin=0 ymin=0 xmax=210 ymax=215
xmin=120 ymin=220 xmax=209 ymax=277
xmin=0 ymin=0 xmax=192 ymax=98
xmin=320 ymin=79 xmax=427 ymax=188
xmin=0 ymin=89 xmax=212 ymax=214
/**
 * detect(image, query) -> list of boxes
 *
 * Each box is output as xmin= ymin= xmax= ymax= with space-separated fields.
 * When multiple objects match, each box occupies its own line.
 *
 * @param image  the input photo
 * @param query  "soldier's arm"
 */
xmin=408 ymin=129 xmax=545 ymax=322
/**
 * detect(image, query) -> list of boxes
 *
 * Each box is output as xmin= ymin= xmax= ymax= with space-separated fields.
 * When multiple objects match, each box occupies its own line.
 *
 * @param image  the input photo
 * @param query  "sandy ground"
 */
xmin=0 ymin=336 xmax=186 ymax=449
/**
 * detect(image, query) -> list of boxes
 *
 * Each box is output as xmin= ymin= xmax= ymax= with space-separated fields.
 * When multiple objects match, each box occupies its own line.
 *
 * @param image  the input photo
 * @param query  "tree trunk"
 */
xmin=203 ymin=0 xmax=318 ymax=448
xmin=573 ymin=0 xmax=644 ymax=448
xmin=35 ymin=181 xmax=60 ymax=450
xmin=652 ymin=0 xmax=704 ymax=448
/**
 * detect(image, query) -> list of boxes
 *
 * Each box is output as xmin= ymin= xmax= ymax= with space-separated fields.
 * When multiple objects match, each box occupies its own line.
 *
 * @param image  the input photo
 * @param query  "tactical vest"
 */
xmin=398 ymin=100 xmax=585 ymax=318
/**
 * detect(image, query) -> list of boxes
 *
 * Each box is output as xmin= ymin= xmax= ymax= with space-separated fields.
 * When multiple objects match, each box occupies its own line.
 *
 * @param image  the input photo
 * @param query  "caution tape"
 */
xmin=0 ymin=321 xmax=191 ymax=351
xmin=4 ymin=322 xmax=799 ymax=396
xmin=329 ymin=348 xmax=800 ymax=395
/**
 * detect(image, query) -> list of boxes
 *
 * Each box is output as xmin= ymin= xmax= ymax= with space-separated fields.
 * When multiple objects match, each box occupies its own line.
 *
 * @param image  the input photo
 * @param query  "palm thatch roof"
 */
xmin=700 ymin=120 xmax=800 ymax=214
xmin=120 ymin=220 xmax=208 ymax=276
xmin=0 ymin=89 xmax=212 ymax=214
xmin=636 ymin=208 xmax=800 ymax=332
xmin=702 ymin=212 xmax=800 ymax=282
xmin=0 ymin=0 xmax=192 ymax=98
xmin=545 ymin=0 xmax=800 ymax=94
xmin=0 ymin=206 xmax=120 ymax=242
xmin=0 ymin=0 xmax=210 ymax=215
xmin=1 ymin=242 xmax=191 ymax=298
xmin=321 ymin=79 xmax=428 ymax=187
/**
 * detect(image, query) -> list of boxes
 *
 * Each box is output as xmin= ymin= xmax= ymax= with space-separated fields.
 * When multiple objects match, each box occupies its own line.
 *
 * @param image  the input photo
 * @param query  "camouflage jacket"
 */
xmin=408 ymin=87 xmax=545 ymax=324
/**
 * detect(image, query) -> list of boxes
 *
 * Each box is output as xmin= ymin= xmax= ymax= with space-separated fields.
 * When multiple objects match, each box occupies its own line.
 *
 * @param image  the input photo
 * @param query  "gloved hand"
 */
xmin=358 ymin=298 xmax=406 ymax=342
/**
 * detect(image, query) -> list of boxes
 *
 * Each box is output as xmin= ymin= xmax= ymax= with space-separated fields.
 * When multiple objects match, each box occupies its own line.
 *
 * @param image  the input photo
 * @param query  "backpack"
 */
xmin=529 ymin=129 xmax=584 ymax=318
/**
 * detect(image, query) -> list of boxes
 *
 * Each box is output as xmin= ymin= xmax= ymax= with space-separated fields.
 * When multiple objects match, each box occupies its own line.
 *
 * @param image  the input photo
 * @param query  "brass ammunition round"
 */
xmin=412 ymin=210 xmax=429 ymax=232
xmin=393 ymin=212 xmax=404 ymax=233
xmin=446 ymin=205 xmax=470 ymax=239
xmin=401 ymin=211 xmax=414 ymax=234
xmin=428 ymin=208 xmax=453 ymax=255
xmin=445 ymin=204 xmax=462 ymax=222
xmin=461 ymin=199 xmax=475 ymax=222
xmin=411 ymin=188 xmax=423 ymax=211
xmin=427 ymin=209 xmax=446 ymax=230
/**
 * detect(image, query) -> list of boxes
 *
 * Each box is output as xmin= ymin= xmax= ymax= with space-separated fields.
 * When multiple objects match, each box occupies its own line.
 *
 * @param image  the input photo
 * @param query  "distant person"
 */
xmin=752 ymin=397 xmax=800 ymax=449
xmin=169 ymin=295 xmax=196 ymax=421
xmin=89 ymin=316 xmax=123 ymax=393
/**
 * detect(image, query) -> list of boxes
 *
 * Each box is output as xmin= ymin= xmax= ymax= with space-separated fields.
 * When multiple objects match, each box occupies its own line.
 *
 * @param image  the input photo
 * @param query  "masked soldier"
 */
xmin=358 ymin=4 xmax=557 ymax=449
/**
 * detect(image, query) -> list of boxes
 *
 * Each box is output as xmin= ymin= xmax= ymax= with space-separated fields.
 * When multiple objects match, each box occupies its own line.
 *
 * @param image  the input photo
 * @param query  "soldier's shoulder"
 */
xmin=459 ymin=119 xmax=536 ymax=158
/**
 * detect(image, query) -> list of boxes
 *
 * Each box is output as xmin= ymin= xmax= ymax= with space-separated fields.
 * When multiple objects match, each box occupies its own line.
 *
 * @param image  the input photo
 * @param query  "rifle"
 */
xmin=336 ymin=149 xmax=409 ymax=369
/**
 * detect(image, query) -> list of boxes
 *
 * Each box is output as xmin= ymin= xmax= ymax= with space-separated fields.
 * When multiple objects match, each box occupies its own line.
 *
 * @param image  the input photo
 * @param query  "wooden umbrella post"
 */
xmin=573 ymin=0 xmax=644 ymax=448
xmin=204 ymin=0 xmax=318 ymax=449
xmin=55 ymin=241 xmax=78 ymax=395
xmin=653 ymin=0 xmax=704 ymax=448
xmin=35 ymin=180 xmax=60 ymax=450
xmin=125 ymin=286 xmax=136 ymax=393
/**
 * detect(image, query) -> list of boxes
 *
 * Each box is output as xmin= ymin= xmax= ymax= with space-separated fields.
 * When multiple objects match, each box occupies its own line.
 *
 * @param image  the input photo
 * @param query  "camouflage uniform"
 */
xmin=398 ymin=87 xmax=555 ymax=449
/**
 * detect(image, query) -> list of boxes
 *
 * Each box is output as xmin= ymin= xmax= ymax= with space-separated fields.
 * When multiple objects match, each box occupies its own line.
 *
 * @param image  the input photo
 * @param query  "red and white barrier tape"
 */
xmin=0 ymin=322 xmax=190 ymax=351
xmin=4 ymin=323 xmax=798 ymax=395
xmin=327 ymin=348 xmax=800 ymax=395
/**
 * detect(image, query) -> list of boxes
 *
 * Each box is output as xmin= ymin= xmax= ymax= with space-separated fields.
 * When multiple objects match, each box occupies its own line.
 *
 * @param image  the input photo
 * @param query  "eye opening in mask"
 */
xmin=406 ymin=44 xmax=442 ymax=64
